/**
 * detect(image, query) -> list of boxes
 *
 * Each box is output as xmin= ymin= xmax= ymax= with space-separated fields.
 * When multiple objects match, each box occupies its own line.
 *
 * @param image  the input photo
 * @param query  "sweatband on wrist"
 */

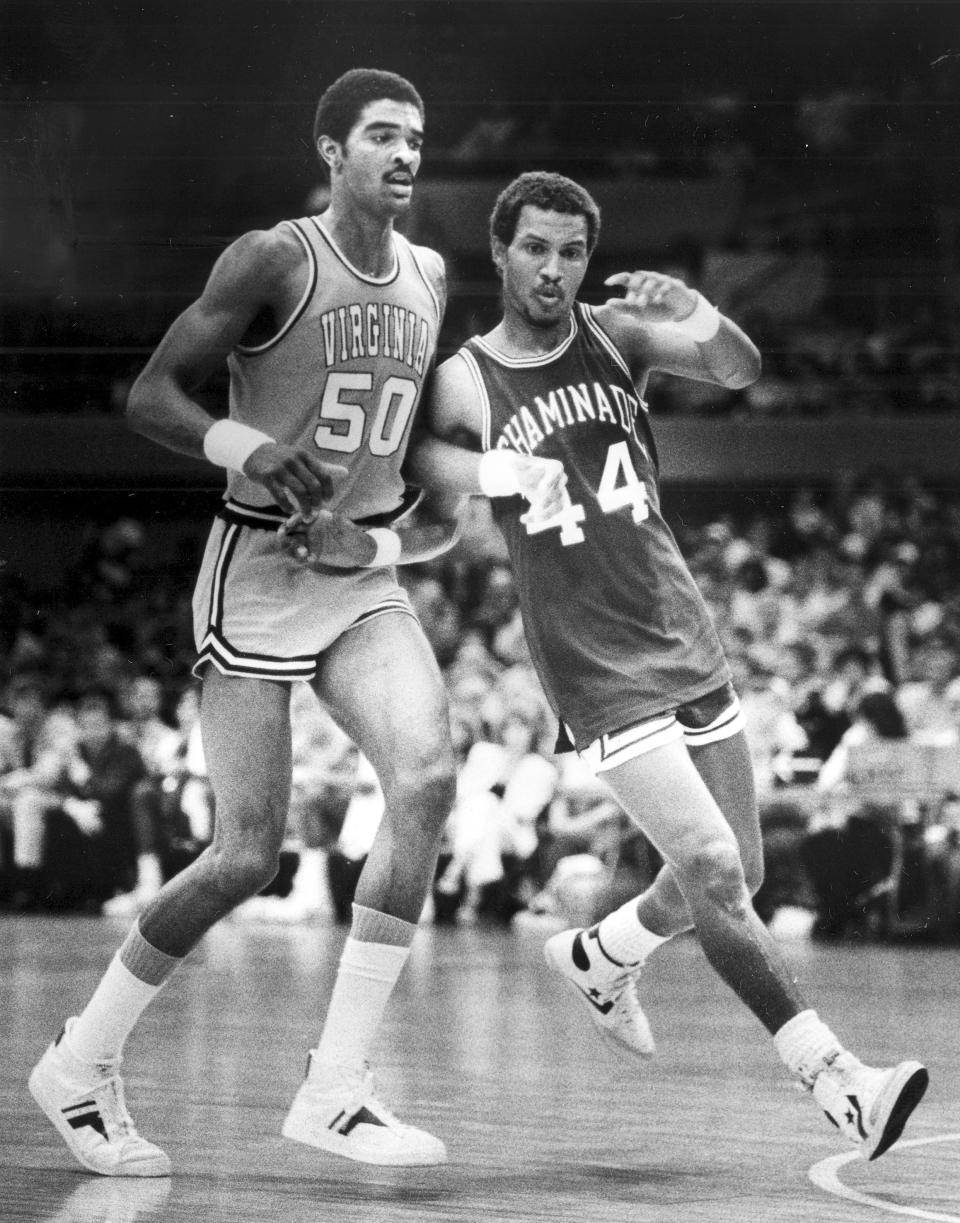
xmin=672 ymin=292 xmax=721 ymax=341
xmin=362 ymin=527 xmax=402 ymax=567
xmin=478 ymin=449 xmax=521 ymax=498
xmin=202 ymin=419 xmax=275 ymax=471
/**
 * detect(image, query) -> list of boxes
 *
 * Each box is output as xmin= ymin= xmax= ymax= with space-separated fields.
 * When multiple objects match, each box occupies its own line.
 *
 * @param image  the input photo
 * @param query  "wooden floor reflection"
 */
xmin=2 ymin=915 xmax=958 ymax=1222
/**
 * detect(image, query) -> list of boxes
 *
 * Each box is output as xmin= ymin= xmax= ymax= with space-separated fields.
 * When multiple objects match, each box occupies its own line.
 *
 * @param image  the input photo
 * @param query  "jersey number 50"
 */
xmin=314 ymin=371 xmax=418 ymax=457
xmin=525 ymin=440 xmax=649 ymax=546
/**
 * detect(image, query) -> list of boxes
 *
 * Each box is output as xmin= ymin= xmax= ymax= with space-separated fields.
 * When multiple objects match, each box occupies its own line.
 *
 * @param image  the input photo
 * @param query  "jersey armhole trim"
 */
xmin=234 ymin=220 xmax=318 ymax=356
xmin=398 ymin=234 xmax=442 ymax=324
xmin=579 ymin=303 xmax=639 ymax=390
xmin=458 ymin=347 xmax=493 ymax=452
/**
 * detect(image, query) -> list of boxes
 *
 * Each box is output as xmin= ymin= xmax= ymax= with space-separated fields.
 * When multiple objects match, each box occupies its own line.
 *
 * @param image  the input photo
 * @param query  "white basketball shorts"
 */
xmin=191 ymin=499 xmax=417 ymax=682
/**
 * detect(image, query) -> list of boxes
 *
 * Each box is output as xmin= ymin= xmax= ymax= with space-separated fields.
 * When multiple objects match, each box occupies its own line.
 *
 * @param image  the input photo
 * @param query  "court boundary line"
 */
xmin=809 ymin=1132 xmax=960 ymax=1222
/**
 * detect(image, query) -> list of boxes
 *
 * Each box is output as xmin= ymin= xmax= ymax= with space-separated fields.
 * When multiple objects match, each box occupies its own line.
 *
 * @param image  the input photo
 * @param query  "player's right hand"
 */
xmin=511 ymin=454 xmax=568 ymax=526
xmin=243 ymin=443 xmax=348 ymax=516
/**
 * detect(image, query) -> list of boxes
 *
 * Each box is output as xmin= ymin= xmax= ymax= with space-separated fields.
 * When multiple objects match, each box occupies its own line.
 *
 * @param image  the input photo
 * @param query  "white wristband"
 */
xmin=478 ymin=449 xmax=521 ymax=498
xmin=203 ymin=419 xmax=275 ymax=471
xmin=672 ymin=292 xmax=720 ymax=342
xmin=362 ymin=527 xmax=402 ymax=567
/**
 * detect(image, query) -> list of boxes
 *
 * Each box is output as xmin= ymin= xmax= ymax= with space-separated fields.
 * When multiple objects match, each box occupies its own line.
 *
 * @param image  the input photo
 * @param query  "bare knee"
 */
xmin=206 ymin=841 xmax=281 ymax=904
xmin=680 ymin=839 xmax=750 ymax=916
xmin=387 ymin=752 xmax=456 ymax=836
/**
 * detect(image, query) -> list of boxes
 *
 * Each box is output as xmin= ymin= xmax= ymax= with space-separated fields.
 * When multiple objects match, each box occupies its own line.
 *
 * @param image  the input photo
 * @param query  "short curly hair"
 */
xmin=313 ymin=68 xmax=424 ymax=172
xmin=489 ymin=171 xmax=601 ymax=254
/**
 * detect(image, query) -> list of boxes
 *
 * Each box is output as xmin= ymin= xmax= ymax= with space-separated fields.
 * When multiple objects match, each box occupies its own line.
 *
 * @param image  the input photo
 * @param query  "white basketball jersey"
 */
xmin=225 ymin=216 xmax=442 ymax=521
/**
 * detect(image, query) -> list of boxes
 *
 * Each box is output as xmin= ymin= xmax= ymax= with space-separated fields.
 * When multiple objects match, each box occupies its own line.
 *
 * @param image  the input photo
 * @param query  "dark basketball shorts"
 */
xmin=559 ymin=681 xmax=745 ymax=775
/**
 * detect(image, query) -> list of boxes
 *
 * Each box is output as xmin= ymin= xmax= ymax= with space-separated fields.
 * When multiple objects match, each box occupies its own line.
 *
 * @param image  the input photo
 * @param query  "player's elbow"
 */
xmin=124 ymin=373 xmax=154 ymax=436
xmin=724 ymin=344 xmax=762 ymax=389
xmin=125 ymin=370 xmax=173 ymax=439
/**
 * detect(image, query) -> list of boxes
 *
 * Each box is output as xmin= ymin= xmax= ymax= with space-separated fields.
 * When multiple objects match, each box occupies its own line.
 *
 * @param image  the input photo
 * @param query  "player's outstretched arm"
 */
xmin=278 ymin=488 xmax=465 ymax=570
xmin=126 ymin=229 xmax=345 ymax=515
xmin=599 ymin=270 xmax=762 ymax=391
xmin=406 ymin=355 xmax=568 ymax=518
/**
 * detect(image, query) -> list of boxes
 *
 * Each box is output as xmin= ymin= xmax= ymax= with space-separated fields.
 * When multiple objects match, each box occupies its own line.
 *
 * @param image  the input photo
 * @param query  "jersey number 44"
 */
xmin=525 ymin=440 xmax=650 ymax=546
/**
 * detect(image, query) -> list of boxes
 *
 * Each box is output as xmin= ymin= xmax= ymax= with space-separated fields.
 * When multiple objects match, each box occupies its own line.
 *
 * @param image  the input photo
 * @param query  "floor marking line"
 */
xmin=809 ymin=1132 xmax=960 ymax=1222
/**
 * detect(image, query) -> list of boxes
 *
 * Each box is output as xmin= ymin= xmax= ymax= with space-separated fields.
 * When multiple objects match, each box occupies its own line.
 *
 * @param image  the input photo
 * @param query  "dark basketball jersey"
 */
xmin=459 ymin=302 xmax=730 ymax=745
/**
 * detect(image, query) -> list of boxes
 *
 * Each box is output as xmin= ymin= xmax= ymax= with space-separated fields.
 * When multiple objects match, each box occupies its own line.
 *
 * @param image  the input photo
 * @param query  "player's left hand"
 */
xmin=604 ymin=271 xmax=699 ymax=324
xmin=278 ymin=509 xmax=376 ymax=570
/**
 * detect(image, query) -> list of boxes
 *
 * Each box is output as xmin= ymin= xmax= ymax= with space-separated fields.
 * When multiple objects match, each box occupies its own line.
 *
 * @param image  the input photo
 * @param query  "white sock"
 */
xmin=593 ymin=900 xmax=669 ymax=967
xmin=66 ymin=923 xmax=181 ymax=1064
xmin=773 ymin=1009 xmax=844 ymax=1085
xmin=313 ymin=904 xmax=415 ymax=1073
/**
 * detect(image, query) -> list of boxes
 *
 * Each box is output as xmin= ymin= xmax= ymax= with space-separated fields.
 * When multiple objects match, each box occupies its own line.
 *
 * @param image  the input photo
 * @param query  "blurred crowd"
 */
xmin=2 ymin=469 xmax=960 ymax=940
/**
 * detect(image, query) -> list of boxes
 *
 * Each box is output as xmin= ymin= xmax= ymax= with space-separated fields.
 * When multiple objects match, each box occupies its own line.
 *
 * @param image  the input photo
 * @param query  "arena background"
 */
xmin=4 ymin=5 xmax=960 ymax=1221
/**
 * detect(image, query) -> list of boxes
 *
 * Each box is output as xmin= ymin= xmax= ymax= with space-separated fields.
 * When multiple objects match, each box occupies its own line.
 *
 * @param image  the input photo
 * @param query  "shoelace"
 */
xmin=88 ymin=1072 xmax=140 ymax=1143
xmin=352 ymin=1070 xmax=403 ymax=1129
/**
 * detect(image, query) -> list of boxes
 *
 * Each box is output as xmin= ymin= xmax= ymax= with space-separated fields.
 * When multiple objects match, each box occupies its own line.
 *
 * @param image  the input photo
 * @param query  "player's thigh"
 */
xmin=313 ymin=612 xmax=453 ymax=791
xmin=688 ymin=731 xmax=762 ymax=866
xmin=199 ymin=668 xmax=293 ymax=842
xmin=600 ymin=738 xmax=740 ymax=876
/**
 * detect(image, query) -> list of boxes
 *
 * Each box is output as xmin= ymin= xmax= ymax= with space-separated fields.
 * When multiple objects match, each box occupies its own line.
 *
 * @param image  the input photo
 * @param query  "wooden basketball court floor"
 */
xmin=2 ymin=914 xmax=958 ymax=1223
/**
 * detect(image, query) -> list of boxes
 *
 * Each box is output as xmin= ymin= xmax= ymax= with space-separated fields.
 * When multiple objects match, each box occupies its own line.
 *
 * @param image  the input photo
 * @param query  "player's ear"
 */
xmin=491 ymin=238 xmax=506 ymax=279
xmin=317 ymin=135 xmax=343 ymax=174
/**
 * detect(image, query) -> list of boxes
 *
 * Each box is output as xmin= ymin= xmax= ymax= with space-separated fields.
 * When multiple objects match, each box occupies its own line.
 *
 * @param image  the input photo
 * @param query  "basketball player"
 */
xmin=406 ymin=171 xmax=928 ymax=1162
xmin=28 ymin=73 xmax=563 ymax=1176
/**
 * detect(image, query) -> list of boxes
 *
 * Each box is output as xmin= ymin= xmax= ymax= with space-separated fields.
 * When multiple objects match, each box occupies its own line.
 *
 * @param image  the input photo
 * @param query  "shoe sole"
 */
xmin=28 ymin=1055 xmax=171 ymax=1178
xmin=281 ymin=1107 xmax=447 ymax=1167
xmin=543 ymin=933 xmax=655 ymax=1062
xmin=867 ymin=1062 xmax=929 ymax=1161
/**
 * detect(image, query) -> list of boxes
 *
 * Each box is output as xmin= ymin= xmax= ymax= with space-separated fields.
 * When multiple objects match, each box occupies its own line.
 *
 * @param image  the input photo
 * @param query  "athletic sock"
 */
xmin=66 ymin=922 xmax=181 ymax=1064
xmin=312 ymin=903 xmax=415 ymax=1073
xmin=591 ymin=899 xmax=670 ymax=968
xmin=773 ymin=1009 xmax=844 ymax=1086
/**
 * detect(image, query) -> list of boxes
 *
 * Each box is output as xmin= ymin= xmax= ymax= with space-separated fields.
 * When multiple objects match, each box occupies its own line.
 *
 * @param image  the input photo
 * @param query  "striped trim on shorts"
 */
xmin=192 ymin=499 xmax=418 ymax=683
xmin=570 ymin=688 xmax=745 ymax=776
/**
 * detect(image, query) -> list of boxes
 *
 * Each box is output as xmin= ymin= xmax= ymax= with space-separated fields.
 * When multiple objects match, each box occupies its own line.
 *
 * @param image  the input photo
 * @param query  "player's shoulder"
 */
xmin=214 ymin=223 xmax=307 ymax=290
xmin=398 ymin=235 xmax=446 ymax=293
xmin=435 ymin=348 xmax=476 ymax=391
xmin=587 ymin=300 xmax=655 ymax=358
xmin=428 ymin=349 xmax=482 ymax=427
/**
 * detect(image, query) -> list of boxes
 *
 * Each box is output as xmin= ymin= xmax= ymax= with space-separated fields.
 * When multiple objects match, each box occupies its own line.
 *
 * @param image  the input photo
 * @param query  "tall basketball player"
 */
xmin=27 ymin=74 xmax=563 ymax=1174
xmin=406 ymin=171 xmax=928 ymax=1162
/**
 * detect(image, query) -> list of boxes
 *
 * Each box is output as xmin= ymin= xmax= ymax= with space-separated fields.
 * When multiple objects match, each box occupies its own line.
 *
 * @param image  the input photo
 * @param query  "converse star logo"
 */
xmin=845 ymin=1094 xmax=867 ymax=1140
xmin=572 ymin=983 xmax=614 ymax=1015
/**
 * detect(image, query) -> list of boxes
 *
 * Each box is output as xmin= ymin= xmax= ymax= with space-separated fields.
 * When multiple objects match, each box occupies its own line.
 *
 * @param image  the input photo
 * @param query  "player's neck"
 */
xmin=316 ymin=205 xmax=396 ymax=278
xmin=488 ymin=312 xmax=573 ymax=358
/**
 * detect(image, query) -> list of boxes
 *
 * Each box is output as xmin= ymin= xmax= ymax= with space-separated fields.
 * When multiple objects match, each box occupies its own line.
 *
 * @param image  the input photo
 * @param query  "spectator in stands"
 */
xmin=803 ymin=691 xmax=910 ymax=938
xmin=102 ymin=675 xmax=181 ymax=916
xmin=437 ymin=704 xmax=558 ymax=924
xmin=1 ymin=671 xmax=59 ymax=905
xmin=4 ymin=689 xmax=146 ymax=910
xmin=896 ymin=632 xmax=959 ymax=743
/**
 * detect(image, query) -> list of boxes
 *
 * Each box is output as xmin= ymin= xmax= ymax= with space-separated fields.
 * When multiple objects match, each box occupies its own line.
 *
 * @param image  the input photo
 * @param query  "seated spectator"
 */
xmin=896 ymin=632 xmax=959 ymax=743
xmin=437 ymin=707 xmax=558 ymax=924
xmin=10 ymin=688 xmax=146 ymax=910
xmin=0 ymin=671 xmax=69 ymax=906
xmin=103 ymin=681 xmax=210 ymax=916
xmin=802 ymin=690 xmax=911 ymax=939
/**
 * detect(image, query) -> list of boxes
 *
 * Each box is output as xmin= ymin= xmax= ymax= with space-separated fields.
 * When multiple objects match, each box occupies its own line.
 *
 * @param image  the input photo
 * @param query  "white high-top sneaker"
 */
xmin=544 ymin=926 xmax=655 ymax=1061
xmin=282 ymin=1053 xmax=447 ymax=1166
xmin=29 ymin=1021 xmax=171 ymax=1177
xmin=812 ymin=1051 xmax=928 ymax=1160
